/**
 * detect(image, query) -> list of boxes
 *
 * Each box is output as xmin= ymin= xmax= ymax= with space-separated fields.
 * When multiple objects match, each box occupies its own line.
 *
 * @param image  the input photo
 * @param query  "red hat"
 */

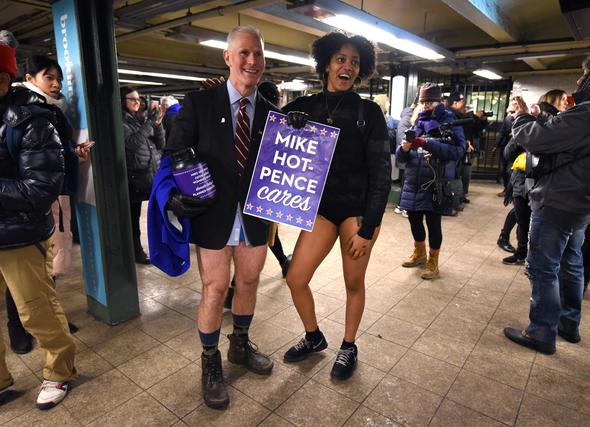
xmin=0 ymin=43 xmax=17 ymax=79
xmin=419 ymin=83 xmax=442 ymax=103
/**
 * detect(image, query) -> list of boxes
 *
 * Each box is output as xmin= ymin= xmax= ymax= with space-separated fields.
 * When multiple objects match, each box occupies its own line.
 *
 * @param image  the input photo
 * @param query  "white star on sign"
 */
xmin=320 ymin=128 xmax=327 ymax=136
xmin=246 ymin=203 xmax=253 ymax=210
xmin=256 ymin=206 xmax=263 ymax=213
xmin=296 ymin=217 xmax=303 ymax=224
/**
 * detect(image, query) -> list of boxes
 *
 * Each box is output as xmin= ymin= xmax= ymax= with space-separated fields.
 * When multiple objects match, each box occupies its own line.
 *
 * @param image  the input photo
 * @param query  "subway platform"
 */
xmin=1 ymin=181 xmax=589 ymax=426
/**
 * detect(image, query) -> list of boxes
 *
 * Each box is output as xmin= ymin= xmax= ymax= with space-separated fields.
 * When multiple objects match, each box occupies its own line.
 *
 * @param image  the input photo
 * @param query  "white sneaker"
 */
xmin=394 ymin=207 xmax=403 ymax=214
xmin=402 ymin=210 xmax=408 ymax=218
xmin=36 ymin=380 xmax=69 ymax=410
xmin=0 ymin=377 xmax=14 ymax=394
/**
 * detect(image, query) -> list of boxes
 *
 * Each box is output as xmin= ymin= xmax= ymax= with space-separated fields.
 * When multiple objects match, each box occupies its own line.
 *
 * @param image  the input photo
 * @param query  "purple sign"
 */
xmin=244 ymin=112 xmax=340 ymax=232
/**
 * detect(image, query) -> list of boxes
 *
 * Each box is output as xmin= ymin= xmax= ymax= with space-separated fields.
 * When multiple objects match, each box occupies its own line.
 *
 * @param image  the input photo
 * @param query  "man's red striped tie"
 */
xmin=235 ymin=97 xmax=251 ymax=176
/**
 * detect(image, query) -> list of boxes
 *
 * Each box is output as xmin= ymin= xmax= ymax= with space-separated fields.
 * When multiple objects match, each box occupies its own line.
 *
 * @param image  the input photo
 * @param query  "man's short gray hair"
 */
xmin=226 ymin=26 xmax=264 ymax=51
xmin=0 ymin=30 xmax=18 ymax=48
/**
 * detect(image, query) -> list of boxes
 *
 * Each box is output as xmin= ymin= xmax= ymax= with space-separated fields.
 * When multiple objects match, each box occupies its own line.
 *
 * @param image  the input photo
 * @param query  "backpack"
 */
xmin=5 ymin=104 xmax=79 ymax=196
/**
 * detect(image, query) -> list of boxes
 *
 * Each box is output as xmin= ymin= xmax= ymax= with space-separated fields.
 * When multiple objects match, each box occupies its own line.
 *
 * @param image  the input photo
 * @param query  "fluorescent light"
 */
xmin=118 ymin=68 xmax=206 ymax=82
xmin=200 ymin=40 xmax=316 ymax=67
xmin=279 ymin=80 xmax=308 ymax=91
xmin=119 ymin=78 xmax=164 ymax=86
xmin=473 ymin=69 xmax=502 ymax=80
xmin=200 ymin=40 xmax=228 ymax=50
xmin=382 ymin=76 xmax=391 ymax=81
xmin=321 ymin=15 xmax=444 ymax=60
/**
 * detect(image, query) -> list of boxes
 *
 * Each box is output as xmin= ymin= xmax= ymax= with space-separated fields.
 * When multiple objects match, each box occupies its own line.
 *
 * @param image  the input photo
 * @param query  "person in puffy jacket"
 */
xmin=121 ymin=86 xmax=164 ymax=264
xmin=4 ymin=54 xmax=89 ymax=355
xmin=281 ymin=32 xmax=391 ymax=380
xmin=0 ymin=29 xmax=77 ymax=410
xmin=504 ymin=57 xmax=590 ymax=355
xmin=396 ymin=83 xmax=466 ymax=279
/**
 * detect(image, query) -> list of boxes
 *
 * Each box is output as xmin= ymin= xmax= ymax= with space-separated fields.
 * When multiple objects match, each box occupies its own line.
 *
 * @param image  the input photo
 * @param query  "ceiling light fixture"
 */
xmin=473 ymin=69 xmax=502 ymax=80
xmin=118 ymin=68 xmax=207 ymax=82
xmin=119 ymin=78 xmax=165 ymax=86
xmin=320 ymin=15 xmax=445 ymax=60
xmin=200 ymin=40 xmax=316 ymax=67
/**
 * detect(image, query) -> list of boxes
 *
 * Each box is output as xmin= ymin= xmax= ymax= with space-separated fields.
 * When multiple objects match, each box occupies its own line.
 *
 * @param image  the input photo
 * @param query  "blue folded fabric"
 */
xmin=147 ymin=156 xmax=191 ymax=276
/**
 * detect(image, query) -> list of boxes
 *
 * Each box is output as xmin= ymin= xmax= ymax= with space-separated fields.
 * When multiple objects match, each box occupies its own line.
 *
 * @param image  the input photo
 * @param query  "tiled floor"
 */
xmin=1 ymin=181 xmax=589 ymax=426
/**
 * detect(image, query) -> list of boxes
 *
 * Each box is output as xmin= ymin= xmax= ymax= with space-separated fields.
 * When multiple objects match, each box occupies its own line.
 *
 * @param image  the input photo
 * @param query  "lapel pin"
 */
xmin=221 ymin=117 xmax=226 ymax=123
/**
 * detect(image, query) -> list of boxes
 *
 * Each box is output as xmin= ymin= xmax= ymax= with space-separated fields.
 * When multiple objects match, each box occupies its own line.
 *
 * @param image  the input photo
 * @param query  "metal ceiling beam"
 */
xmin=521 ymin=58 xmax=547 ymax=70
xmin=441 ymin=0 xmax=518 ymax=43
xmin=114 ymin=0 xmax=212 ymax=20
xmin=248 ymin=3 xmax=332 ymax=37
xmin=116 ymin=0 xmax=279 ymax=42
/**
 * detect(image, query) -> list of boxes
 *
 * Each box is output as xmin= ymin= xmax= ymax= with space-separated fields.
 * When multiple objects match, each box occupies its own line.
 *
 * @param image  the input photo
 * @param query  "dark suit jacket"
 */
xmin=167 ymin=83 xmax=275 ymax=249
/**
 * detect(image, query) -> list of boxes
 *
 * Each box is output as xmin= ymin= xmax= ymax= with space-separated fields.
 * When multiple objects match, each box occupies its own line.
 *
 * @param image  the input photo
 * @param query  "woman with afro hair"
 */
xmin=282 ymin=32 xmax=391 ymax=379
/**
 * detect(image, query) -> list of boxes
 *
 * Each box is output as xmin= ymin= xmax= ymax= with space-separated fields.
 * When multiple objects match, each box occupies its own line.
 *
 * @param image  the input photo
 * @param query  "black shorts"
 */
xmin=317 ymin=202 xmax=364 ymax=227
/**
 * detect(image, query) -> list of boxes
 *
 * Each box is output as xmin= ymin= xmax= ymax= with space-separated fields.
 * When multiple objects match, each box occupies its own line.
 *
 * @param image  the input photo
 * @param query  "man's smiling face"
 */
xmin=224 ymin=30 xmax=265 ymax=97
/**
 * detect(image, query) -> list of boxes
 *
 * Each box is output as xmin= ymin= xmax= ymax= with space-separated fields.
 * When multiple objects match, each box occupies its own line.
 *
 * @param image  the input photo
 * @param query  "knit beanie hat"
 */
xmin=419 ymin=83 xmax=442 ymax=103
xmin=448 ymin=91 xmax=464 ymax=106
xmin=0 ymin=30 xmax=18 ymax=79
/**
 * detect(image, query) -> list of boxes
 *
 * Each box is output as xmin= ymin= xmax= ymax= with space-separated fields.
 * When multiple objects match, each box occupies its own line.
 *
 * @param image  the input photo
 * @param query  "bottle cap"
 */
xmin=170 ymin=146 xmax=197 ymax=163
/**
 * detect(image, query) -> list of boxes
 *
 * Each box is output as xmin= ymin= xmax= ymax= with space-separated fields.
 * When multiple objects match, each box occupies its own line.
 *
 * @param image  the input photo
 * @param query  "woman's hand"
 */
xmin=75 ymin=141 xmax=95 ymax=161
xmin=401 ymin=140 xmax=412 ymax=152
xmin=529 ymin=104 xmax=541 ymax=117
xmin=347 ymin=234 xmax=370 ymax=260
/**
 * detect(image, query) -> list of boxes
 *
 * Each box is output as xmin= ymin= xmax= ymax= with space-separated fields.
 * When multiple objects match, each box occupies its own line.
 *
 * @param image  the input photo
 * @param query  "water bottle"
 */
xmin=170 ymin=147 xmax=216 ymax=201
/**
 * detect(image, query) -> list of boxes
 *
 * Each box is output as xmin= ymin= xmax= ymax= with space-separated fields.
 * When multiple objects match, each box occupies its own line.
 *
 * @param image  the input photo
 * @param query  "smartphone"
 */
xmin=79 ymin=141 xmax=96 ymax=149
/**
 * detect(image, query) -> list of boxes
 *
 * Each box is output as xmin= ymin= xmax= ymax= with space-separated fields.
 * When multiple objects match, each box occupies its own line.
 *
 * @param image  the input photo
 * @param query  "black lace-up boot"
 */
xmin=201 ymin=351 xmax=229 ymax=409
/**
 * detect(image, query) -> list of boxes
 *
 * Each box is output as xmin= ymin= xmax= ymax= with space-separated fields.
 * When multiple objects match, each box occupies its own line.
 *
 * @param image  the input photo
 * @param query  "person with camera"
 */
xmin=501 ymin=90 xmax=568 ymax=266
xmin=447 ymin=92 xmax=488 ymax=205
xmin=504 ymin=56 xmax=590 ymax=355
xmin=121 ymin=86 xmax=165 ymax=264
xmin=397 ymin=83 xmax=466 ymax=279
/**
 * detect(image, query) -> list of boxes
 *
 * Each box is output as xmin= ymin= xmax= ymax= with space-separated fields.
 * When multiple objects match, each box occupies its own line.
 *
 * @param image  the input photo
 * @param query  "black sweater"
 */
xmin=284 ymin=91 xmax=391 ymax=239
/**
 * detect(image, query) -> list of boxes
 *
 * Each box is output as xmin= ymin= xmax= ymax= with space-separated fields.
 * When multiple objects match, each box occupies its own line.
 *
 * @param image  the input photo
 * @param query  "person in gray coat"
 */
xmin=504 ymin=56 xmax=590 ymax=355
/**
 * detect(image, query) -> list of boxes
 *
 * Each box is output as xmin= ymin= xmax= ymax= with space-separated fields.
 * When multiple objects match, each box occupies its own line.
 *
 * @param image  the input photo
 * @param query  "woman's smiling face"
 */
xmin=326 ymin=43 xmax=360 ymax=93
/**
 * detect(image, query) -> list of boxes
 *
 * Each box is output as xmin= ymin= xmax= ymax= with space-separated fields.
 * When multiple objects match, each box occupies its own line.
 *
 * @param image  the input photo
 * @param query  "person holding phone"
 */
xmin=396 ymin=83 xmax=466 ymax=280
xmin=121 ymin=86 xmax=165 ymax=264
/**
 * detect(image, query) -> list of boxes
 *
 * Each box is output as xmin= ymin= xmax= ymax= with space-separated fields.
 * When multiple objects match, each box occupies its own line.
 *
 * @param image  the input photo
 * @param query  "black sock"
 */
xmin=199 ymin=329 xmax=220 ymax=356
xmin=341 ymin=339 xmax=355 ymax=349
xmin=232 ymin=313 xmax=253 ymax=337
xmin=305 ymin=328 xmax=323 ymax=344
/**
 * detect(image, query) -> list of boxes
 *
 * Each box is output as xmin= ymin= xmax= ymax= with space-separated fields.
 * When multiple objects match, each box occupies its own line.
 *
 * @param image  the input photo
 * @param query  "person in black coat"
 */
xmin=396 ymin=83 xmax=466 ymax=280
xmin=0 ymin=29 xmax=77 ymax=410
xmin=121 ymin=86 xmax=164 ymax=264
xmin=280 ymin=32 xmax=391 ymax=380
xmin=165 ymin=26 xmax=277 ymax=409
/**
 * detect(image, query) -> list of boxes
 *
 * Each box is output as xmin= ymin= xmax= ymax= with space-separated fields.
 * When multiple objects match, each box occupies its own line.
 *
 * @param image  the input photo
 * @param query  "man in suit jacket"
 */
xmin=166 ymin=25 xmax=276 ymax=410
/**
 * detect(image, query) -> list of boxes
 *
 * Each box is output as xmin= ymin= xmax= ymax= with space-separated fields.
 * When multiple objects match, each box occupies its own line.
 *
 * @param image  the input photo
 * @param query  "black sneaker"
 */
xmin=283 ymin=333 xmax=328 ymax=362
xmin=502 ymin=254 xmax=525 ymax=265
xmin=330 ymin=344 xmax=358 ymax=380
xmin=497 ymin=235 xmax=516 ymax=253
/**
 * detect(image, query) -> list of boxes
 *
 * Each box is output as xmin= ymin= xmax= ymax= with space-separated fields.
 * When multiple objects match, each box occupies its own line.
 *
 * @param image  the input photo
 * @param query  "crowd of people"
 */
xmin=1 ymin=22 xmax=589 ymax=413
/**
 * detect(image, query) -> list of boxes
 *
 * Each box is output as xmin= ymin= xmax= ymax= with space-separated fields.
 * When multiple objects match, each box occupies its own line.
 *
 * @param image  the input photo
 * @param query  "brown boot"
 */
xmin=227 ymin=333 xmax=273 ymax=375
xmin=201 ymin=351 xmax=229 ymax=409
xmin=421 ymin=253 xmax=439 ymax=280
xmin=402 ymin=244 xmax=427 ymax=268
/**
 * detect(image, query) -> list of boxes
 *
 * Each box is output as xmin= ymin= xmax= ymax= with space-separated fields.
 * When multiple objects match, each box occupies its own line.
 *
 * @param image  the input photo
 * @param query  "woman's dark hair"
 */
xmin=26 ymin=54 xmax=63 ymax=79
xmin=311 ymin=32 xmax=376 ymax=85
xmin=258 ymin=81 xmax=280 ymax=105
xmin=538 ymin=89 xmax=566 ymax=107
xmin=120 ymin=86 xmax=139 ymax=112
